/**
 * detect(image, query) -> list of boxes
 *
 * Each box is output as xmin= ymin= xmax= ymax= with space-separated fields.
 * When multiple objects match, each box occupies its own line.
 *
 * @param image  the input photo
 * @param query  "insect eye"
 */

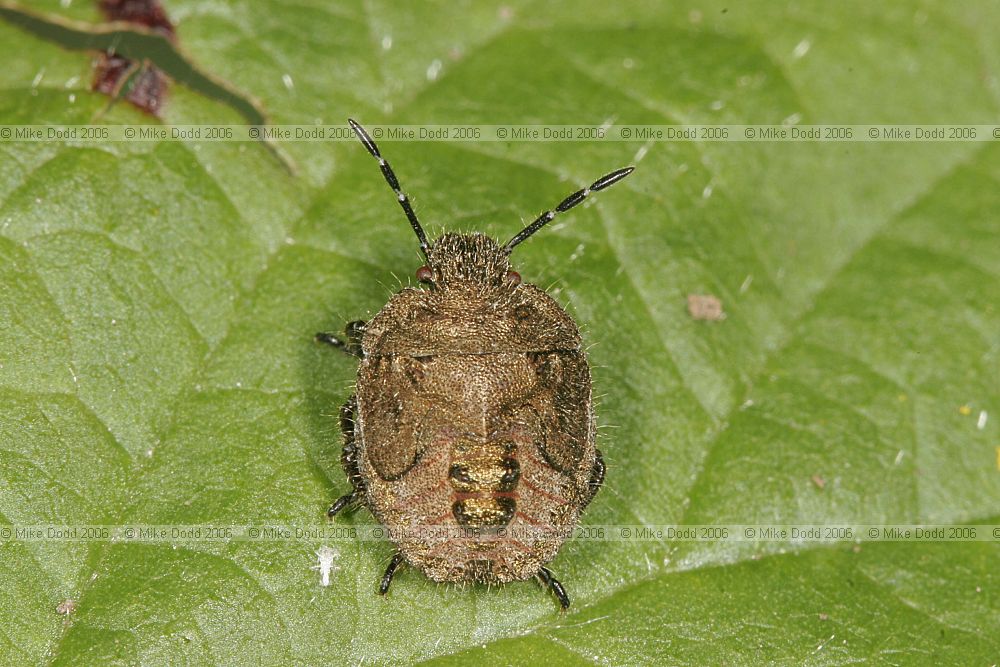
xmin=505 ymin=270 xmax=521 ymax=286
xmin=416 ymin=266 xmax=434 ymax=283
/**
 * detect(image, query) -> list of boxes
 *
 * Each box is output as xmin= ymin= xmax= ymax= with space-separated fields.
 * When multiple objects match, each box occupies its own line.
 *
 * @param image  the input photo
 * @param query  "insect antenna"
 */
xmin=348 ymin=118 xmax=430 ymax=256
xmin=502 ymin=166 xmax=635 ymax=253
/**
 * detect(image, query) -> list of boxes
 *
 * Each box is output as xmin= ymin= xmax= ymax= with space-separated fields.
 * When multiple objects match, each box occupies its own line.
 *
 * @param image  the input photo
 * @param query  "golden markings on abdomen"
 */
xmin=449 ymin=441 xmax=520 ymax=527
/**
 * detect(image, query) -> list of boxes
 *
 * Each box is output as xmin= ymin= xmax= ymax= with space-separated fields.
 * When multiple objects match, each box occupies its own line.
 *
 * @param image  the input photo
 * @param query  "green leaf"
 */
xmin=2 ymin=1 xmax=998 ymax=664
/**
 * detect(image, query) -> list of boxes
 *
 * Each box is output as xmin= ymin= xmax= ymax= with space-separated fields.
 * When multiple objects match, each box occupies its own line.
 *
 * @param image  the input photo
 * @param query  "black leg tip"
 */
xmin=315 ymin=332 xmax=344 ymax=347
xmin=379 ymin=553 xmax=405 ymax=596
xmin=327 ymin=492 xmax=356 ymax=518
xmin=537 ymin=567 xmax=571 ymax=610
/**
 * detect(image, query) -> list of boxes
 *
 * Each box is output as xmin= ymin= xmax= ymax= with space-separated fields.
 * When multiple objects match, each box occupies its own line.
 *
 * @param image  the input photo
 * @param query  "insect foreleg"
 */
xmin=315 ymin=319 xmax=367 ymax=358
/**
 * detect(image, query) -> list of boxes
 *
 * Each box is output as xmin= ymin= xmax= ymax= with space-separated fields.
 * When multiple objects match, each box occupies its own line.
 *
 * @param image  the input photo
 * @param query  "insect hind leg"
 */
xmin=379 ymin=552 xmax=406 ymax=595
xmin=536 ymin=567 xmax=571 ymax=610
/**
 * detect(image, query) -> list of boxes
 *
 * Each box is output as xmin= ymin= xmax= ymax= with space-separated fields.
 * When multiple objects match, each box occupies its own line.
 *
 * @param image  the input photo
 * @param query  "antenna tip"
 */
xmin=348 ymin=118 xmax=380 ymax=156
xmin=590 ymin=166 xmax=635 ymax=191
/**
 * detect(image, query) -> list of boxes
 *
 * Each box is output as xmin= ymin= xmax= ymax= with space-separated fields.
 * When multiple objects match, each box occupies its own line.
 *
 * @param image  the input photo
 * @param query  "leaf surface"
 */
xmin=1 ymin=1 xmax=998 ymax=664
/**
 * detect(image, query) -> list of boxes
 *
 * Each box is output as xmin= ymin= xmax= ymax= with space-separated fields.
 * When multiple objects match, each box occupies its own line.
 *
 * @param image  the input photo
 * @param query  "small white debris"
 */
xmin=702 ymin=184 xmax=713 ymax=199
xmin=623 ymin=57 xmax=635 ymax=69
xmin=282 ymin=74 xmax=294 ymax=91
xmin=56 ymin=599 xmax=77 ymax=615
xmin=894 ymin=450 xmax=905 ymax=465
xmin=312 ymin=545 xmax=341 ymax=586
xmin=814 ymin=633 xmax=835 ymax=653
xmin=739 ymin=274 xmax=753 ymax=293
xmin=32 ymin=68 xmax=46 ymax=88
xmin=633 ymin=145 xmax=649 ymax=161
xmin=792 ymin=39 xmax=812 ymax=59
xmin=426 ymin=59 xmax=443 ymax=81
xmin=783 ymin=112 xmax=802 ymax=126
xmin=64 ymin=76 xmax=80 ymax=88
xmin=709 ymin=99 xmax=724 ymax=111
xmin=740 ymin=399 xmax=754 ymax=410
xmin=381 ymin=35 xmax=393 ymax=50
xmin=977 ymin=410 xmax=988 ymax=430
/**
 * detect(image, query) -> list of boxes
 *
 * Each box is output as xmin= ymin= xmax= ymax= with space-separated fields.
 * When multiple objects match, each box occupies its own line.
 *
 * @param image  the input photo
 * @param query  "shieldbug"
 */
xmin=318 ymin=119 xmax=633 ymax=609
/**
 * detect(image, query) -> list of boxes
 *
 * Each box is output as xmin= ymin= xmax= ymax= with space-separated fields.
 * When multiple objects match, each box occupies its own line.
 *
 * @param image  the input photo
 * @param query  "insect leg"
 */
xmin=328 ymin=396 xmax=367 ymax=517
xmin=584 ymin=447 xmax=605 ymax=506
xmin=536 ymin=566 xmax=571 ymax=610
xmin=379 ymin=552 xmax=406 ymax=596
xmin=327 ymin=492 xmax=357 ymax=517
xmin=315 ymin=319 xmax=366 ymax=358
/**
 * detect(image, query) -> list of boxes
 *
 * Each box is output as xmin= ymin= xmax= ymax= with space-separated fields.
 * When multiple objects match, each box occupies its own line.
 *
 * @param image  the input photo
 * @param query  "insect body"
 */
xmin=319 ymin=119 xmax=633 ymax=609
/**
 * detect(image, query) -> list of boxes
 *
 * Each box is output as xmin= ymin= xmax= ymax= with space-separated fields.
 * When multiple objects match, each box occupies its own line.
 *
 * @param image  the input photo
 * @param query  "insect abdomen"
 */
xmin=358 ymin=350 xmax=596 ymax=583
xmin=449 ymin=442 xmax=521 ymax=527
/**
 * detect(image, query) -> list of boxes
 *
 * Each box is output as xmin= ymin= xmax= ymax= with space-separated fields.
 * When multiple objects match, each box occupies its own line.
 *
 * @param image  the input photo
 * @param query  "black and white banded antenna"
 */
xmin=502 ymin=166 xmax=634 ymax=254
xmin=348 ymin=118 xmax=430 ymax=256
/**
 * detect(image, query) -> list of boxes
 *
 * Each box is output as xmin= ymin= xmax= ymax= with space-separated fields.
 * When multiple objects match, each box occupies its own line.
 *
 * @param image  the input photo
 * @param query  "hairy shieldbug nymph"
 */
xmin=317 ymin=119 xmax=633 ymax=609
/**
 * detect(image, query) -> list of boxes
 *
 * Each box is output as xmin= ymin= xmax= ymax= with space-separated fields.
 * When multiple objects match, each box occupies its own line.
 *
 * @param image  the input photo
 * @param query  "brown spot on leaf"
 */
xmin=56 ymin=599 xmax=77 ymax=615
xmin=99 ymin=0 xmax=173 ymax=33
xmin=92 ymin=53 xmax=169 ymax=114
xmin=687 ymin=294 xmax=725 ymax=321
xmin=92 ymin=0 xmax=174 ymax=115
